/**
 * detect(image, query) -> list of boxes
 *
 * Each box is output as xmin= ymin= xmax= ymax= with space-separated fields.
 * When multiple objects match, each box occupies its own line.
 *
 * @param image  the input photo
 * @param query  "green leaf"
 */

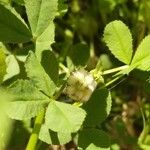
xmin=103 ymin=20 xmax=133 ymax=64
xmin=78 ymin=129 xmax=110 ymax=150
xmin=7 ymin=79 xmax=49 ymax=120
xmin=83 ymin=88 xmax=112 ymax=127
xmin=45 ymin=101 xmax=86 ymax=133
xmin=25 ymin=51 xmax=56 ymax=97
xmin=0 ymin=49 xmax=6 ymax=83
xmin=39 ymin=124 xmax=71 ymax=144
xmin=25 ymin=0 xmax=58 ymax=59
xmin=68 ymin=43 xmax=90 ymax=66
xmin=41 ymin=50 xmax=58 ymax=84
xmin=4 ymin=55 xmax=20 ymax=81
xmin=36 ymin=23 xmax=55 ymax=59
xmin=130 ymin=35 xmax=150 ymax=71
xmin=25 ymin=0 xmax=57 ymax=38
xmin=6 ymin=100 xmax=48 ymax=120
xmin=8 ymin=79 xmax=48 ymax=101
xmin=0 ymin=4 xmax=32 ymax=43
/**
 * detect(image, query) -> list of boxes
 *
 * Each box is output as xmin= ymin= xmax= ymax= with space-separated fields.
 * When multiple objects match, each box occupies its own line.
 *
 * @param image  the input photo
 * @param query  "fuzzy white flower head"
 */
xmin=64 ymin=69 xmax=97 ymax=102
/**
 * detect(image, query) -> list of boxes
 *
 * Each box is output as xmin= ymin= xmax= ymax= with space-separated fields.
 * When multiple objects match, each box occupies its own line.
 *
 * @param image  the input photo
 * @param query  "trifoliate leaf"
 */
xmin=25 ymin=51 xmax=56 ymax=97
xmin=45 ymin=101 xmax=86 ymax=133
xmin=104 ymin=20 xmax=133 ymax=64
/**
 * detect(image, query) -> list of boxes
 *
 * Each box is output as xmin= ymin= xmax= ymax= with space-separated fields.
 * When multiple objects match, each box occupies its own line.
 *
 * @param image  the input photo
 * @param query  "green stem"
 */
xmin=26 ymin=109 xmax=45 ymax=150
xmin=138 ymin=106 xmax=150 ymax=146
xmin=102 ymin=65 xmax=128 ymax=75
xmin=138 ymin=124 xmax=150 ymax=145
xmin=53 ymin=83 xmax=66 ymax=100
xmin=96 ymin=74 xmax=124 ymax=91
xmin=59 ymin=63 xmax=70 ymax=76
xmin=105 ymin=75 xmax=122 ymax=87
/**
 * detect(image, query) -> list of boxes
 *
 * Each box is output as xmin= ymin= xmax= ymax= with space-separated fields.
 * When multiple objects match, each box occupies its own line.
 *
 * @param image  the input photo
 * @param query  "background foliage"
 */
xmin=0 ymin=0 xmax=150 ymax=150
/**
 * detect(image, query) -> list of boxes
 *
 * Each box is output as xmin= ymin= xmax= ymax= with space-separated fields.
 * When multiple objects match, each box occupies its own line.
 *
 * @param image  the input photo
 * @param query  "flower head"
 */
xmin=64 ymin=69 xmax=97 ymax=102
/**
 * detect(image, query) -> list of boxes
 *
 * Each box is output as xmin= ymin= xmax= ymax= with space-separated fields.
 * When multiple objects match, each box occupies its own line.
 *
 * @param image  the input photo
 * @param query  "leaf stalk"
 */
xmin=26 ymin=109 xmax=45 ymax=150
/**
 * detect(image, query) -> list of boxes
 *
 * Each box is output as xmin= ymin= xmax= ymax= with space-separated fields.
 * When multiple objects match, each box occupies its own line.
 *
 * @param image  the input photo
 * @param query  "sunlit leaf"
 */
xmin=6 ymin=100 xmax=48 ymax=120
xmin=39 ymin=124 xmax=71 ymax=144
xmin=25 ymin=0 xmax=57 ymax=38
xmin=45 ymin=101 xmax=86 ymax=133
xmin=25 ymin=51 xmax=56 ymax=97
xmin=104 ymin=20 xmax=133 ymax=64
xmin=131 ymin=35 xmax=150 ymax=71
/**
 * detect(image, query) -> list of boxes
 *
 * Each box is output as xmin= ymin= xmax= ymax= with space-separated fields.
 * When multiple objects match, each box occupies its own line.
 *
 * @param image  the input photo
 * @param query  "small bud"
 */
xmin=64 ymin=69 xmax=97 ymax=102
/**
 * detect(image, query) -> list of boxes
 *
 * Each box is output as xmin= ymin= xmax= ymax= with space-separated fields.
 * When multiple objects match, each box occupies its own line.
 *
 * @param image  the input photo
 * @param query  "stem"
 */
xmin=54 ymin=83 xmax=66 ymax=100
xmin=26 ymin=109 xmax=45 ymax=150
xmin=138 ymin=106 xmax=150 ymax=145
xmin=138 ymin=124 xmax=150 ymax=145
xmin=102 ymin=65 xmax=128 ymax=75
xmin=105 ymin=76 xmax=122 ymax=87
xmin=59 ymin=63 xmax=70 ymax=76
xmin=59 ymin=63 xmax=69 ymax=72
